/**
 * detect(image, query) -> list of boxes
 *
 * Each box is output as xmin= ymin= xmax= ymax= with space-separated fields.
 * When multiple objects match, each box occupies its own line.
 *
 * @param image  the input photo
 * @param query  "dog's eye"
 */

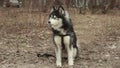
xmin=53 ymin=16 xmax=57 ymax=19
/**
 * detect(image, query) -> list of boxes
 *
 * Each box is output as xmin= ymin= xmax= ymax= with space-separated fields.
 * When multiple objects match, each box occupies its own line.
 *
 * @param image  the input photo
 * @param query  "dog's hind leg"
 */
xmin=54 ymin=36 xmax=62 ymax=67
xmin=73 ymin=46 xmax=78 ymax=59
xmin=72 ymin=34 xmax=79 ymax=59
xmin=64 ymin=36 xmax=74 ymax=66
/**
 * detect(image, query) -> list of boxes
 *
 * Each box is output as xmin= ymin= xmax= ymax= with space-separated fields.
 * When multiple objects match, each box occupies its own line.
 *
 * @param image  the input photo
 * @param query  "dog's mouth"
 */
xmin=48 ymin=18 xmax=63 ymax=28
xmin=50 ymin=22 xmax=60 ymax=27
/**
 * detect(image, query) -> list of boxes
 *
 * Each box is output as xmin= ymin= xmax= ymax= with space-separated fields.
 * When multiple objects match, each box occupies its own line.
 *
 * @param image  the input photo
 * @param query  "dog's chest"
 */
xmin=53 ymin=27 xmax=66 ymax=35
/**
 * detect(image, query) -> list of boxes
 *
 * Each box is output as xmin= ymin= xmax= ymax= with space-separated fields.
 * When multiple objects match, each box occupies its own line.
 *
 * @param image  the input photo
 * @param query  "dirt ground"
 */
xmin=0 ymin=8 xmax=120 ymax=68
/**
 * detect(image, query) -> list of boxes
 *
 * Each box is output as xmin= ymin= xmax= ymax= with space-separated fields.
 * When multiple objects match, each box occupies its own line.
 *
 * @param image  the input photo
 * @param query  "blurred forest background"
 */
xmin=0 ymin=0 xmax=120 ymax=13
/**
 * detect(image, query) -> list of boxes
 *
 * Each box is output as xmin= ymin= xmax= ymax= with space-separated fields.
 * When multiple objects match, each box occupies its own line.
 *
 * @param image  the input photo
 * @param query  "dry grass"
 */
xmin=0 ymin=8 xmax=120 ymax=68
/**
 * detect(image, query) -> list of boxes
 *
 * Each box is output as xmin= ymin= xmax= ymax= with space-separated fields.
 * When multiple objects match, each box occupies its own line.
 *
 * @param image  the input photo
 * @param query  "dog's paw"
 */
xmin=56 ymin=63 xmax=62 ymax=68
xmin=68 ymin=60 xmax=74 ymax=66
xmin=56 ymin=64 xmax=62 ymax=68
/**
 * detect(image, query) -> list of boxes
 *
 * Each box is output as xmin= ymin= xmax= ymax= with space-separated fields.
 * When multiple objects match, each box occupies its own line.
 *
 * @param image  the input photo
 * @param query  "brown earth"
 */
xmin=0 ymin=8 xmax=120 ymax=68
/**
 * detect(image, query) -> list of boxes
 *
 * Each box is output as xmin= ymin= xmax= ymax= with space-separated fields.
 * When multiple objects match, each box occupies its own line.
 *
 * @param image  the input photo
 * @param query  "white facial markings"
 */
xmin=49 ymin=17 xmax=63 ymax=29
xmin=49 ymin=15 xmax=66 ymax=35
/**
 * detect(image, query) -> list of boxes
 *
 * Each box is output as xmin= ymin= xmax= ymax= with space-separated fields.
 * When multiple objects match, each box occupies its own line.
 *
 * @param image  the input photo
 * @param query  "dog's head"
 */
xmin=48 ymin=6 xmax=65 ymax=29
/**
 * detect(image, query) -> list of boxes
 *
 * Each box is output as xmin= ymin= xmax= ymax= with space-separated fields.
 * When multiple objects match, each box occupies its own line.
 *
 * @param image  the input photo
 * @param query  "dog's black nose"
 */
xmin=48 ymin=21 xmax=51 ymax=24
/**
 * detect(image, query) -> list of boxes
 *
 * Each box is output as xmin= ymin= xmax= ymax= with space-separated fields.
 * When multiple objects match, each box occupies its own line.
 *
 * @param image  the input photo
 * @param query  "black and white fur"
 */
xmin=48 ymin=6 xmax=78 ymax=67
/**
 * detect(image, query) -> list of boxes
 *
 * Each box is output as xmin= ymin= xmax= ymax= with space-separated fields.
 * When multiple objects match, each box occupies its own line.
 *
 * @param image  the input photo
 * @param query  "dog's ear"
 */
xmin=51 ymin=6 xmax=56 ymax=12
xmin=53 ymin=6 xmax=56 ymax=10
xmin=58 ymin=6 xmax=65 ymax=15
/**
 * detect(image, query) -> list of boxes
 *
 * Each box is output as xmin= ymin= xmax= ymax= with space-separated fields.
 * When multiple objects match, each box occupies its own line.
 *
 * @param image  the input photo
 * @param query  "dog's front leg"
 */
xmin=64 ymin=36 xmax=74 ymax=66
xmin=54 ymin=36 xmax=62 ymax=67
xmin=55 ymin=47 xmax=62 ymax=67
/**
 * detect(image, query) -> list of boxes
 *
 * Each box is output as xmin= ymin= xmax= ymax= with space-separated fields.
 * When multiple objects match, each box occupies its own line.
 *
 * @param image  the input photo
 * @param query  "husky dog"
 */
xmin=48 ymin=6 xmax=78 ymax=67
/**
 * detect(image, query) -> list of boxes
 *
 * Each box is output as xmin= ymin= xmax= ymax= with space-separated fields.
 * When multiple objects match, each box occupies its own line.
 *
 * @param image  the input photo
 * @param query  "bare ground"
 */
xmin=0 ymin=8 xmax=120 ymax=68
